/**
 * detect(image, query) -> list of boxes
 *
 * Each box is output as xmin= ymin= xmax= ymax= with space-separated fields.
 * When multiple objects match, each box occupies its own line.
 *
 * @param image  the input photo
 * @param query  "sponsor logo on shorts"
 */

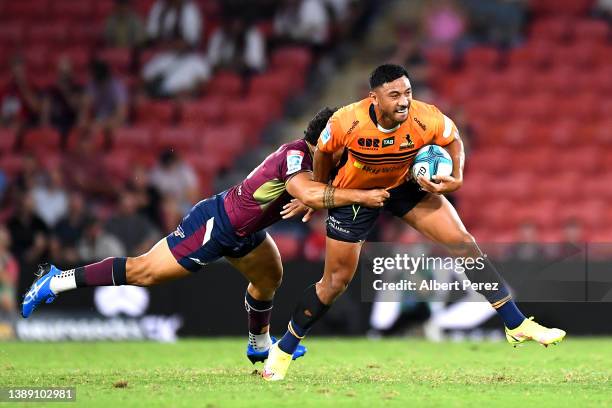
xmin=328 ymin=216 xmax=352 ymax=234
xmin=174 ymin=225 xmax=185 ymax=239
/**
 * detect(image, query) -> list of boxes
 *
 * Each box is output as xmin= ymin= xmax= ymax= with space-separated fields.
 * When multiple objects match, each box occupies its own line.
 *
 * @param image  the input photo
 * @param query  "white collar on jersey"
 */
xmin=376 ymin=122 xmax=400 ymax=133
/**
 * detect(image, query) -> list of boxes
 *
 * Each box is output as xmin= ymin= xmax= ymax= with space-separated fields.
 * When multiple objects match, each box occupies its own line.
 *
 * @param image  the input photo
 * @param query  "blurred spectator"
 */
xmin=105 ymin=0 xmax=146 ymax=48
xmin=13 ymin=153 xmax=41 ymax=193
xmin=6 ymin=191 xmax=49 ymax=264
xmin=507 ymin=222 xmax=544 ymax=261
xmin=44 ymin=57 xmax=82 ymax=138
xmin=105 ymin=190 xmax=160 ymax=256
xmin=461 ymin=0 xmax=526 ymax=46
xmin=273 ymin=0 xmax=331 ymax=46
xmin=594 ymin=0 xmax=612 ymax=19
xmin=143 ymin=0 xmax=210 ymax=96
xmin=0 ymin=57 xmax=44 ymax=129
xmin=32 ymin=168 xmax=68 ymax=228
xmin=63 ymin=133 xmax=116 ymax=200
xmin=51 ymin=192 xmax=90 ymax=265
xmin=207 ymin=16 xmax=266 ymax=75
xmin=160 ymin=195 xmax=184 ymax=234
xmin=79 ymin=60 xmax=128 ymax=132
xmin=78 ymin=216 xmax=126 ymax=261
xmin=149 ymin=150 xmax=199 ymax=213
xmin=422 ymin=0 xmax=467 ymax=47
xmin=127 ymin=165 xmax=162 ymax=228
xmin=0 ymin=226 xmax=18 ymax=314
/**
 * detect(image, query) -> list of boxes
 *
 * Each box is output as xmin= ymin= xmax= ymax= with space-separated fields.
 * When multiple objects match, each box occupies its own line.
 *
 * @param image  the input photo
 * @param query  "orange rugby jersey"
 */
xmin=317 ymin=98 xmax=458 ymax=189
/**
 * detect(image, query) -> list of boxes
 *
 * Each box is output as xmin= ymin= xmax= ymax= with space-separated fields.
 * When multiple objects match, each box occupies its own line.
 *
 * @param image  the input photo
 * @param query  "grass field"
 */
xmin=1 ymin=338 xmax=611 ymax=407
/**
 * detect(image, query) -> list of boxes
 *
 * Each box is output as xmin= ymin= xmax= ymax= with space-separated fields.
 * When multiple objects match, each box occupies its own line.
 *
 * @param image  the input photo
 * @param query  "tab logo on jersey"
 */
xmin=286 ymin=150 xmax=305 ymax=175
xmin=320 ymin=123 xmax=331 ymax=145
xmin=382 ymin=136 xmax=394 ymax=147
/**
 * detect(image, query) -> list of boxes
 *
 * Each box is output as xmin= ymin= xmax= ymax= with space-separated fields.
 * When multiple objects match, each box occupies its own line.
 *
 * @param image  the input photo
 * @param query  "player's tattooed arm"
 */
xmin=323 ymin=185 xmax=336 ymax=208
xmin=285 ymin=173 xmax=389 ymax=216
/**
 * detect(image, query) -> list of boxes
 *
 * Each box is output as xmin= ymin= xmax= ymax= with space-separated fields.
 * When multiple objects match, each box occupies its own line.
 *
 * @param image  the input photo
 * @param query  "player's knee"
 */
xmin=445 ymin=230 xmax=477 ymax=257
xmin=126 ymin=255 xmax=157 ymax=286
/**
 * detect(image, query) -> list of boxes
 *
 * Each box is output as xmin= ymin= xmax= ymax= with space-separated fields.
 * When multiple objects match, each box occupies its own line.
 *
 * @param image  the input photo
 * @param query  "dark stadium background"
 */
xmin=0 ymin=0 xmax=610 ymax=341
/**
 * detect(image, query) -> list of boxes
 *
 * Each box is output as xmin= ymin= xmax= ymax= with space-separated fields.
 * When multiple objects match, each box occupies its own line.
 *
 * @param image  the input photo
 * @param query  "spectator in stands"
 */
xmin=0 ymin=225 xmax=18 ymax=314
xmin=594 ymin=0 xmax=612 ymax=19
xmin=461 ymin=0 xmax=526 ymax=46
xmin=207 ymin=15 xmax=266 ymax=75
xmin=13 ymin=153 xmax=40 ymax=193
xmin=159 ymin=195 xmax=183 ymax=235
xmin=79 ymin=60 xmax=128 ymax=132
xmin=6 ymin=191 xmax=48 ymax=264
xmin=149 ymin=150 xmax=199 ymax=213
xmin=105 ymin=189 xmax=160 ymax=256
xmin=421 ymin=0 xmax=467 ymax=47
xmin=44 ymin=57 xmax=81 ymax=140
xmin=78 ymin=216 xmax=126 ymax=261
xmin=63 ymin=133 xmax=116 ymax=200
xmin=0 ymin=57 xmax=44 ymax=129
xmin=104 ymin=0 xmax=146 ymax=48
xmin=32 ymin=168 xmax=68 ymax=228
xmin=273 ymin=0 xmax=330 ymax=47
xmin=50 ymin=192 xmax=89 ymax=265
xmin=127 ymin=165 xmax=162 ymax=228
xmin=507 ymin=222 xmax=544 ymax=261
xmin=143 ymin=0 xmax=210 ymax=96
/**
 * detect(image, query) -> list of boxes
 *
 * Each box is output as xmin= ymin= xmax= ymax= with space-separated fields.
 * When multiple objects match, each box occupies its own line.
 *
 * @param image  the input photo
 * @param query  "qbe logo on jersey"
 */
xmin=286 ymin=150 xmax=305 ymax=175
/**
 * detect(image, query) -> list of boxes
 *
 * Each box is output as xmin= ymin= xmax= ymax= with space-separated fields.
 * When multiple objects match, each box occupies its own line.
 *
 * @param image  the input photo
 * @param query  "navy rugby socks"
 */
xmin=278 ymin=284 xmax=330 ymax=354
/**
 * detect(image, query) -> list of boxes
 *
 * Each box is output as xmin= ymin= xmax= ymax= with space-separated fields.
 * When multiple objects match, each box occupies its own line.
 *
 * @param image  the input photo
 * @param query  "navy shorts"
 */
xmin=166 ymin=192 xmax=266 ymax=272
xmin=326 ymin=181 xmax=427 ymax=243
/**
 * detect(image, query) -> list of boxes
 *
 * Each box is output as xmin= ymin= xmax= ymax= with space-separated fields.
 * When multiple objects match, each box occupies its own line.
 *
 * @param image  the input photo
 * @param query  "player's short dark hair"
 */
xmin=369 ymin=64 xmax=410 ymax=89
xmin=303 ymin=106 xmax=338 ymax=145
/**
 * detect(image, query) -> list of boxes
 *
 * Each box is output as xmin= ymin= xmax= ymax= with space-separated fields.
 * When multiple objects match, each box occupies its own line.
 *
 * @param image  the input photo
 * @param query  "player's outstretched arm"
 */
xmin=285 ymin=172 xmax=389 ymax=211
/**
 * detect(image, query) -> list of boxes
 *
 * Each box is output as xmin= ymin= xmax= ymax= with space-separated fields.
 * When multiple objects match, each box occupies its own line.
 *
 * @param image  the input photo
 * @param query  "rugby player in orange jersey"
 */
xmin=21 ymin=107 xmax=390 ymax=363
xmin=263 ymin=64 xmax=565 ymax=381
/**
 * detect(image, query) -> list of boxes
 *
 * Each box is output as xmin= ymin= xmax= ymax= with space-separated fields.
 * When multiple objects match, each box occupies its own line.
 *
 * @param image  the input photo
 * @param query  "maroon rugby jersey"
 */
xmin=223 ymin=139 xmax=312 ymax=236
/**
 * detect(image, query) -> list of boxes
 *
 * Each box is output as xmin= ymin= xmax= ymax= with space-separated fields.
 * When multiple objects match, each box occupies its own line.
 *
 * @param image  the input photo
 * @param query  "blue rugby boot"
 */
xmin=21 ymin=264 xmax=61 ymax=318
xmin=246 ymin=336 xmax=307 ymax=364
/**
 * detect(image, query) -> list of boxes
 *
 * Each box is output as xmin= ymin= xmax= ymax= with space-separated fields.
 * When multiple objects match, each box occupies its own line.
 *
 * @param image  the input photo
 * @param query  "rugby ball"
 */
xmin=411 ymin=145 xmax=453 ymax=181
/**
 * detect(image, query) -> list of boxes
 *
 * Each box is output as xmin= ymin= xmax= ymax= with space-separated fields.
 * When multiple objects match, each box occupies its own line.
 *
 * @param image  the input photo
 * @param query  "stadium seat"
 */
xmin=112 ymin=127 xmax=154 ymax=151
xmin=529 ymin=17 xmax=573 ymax=42
xmin=181 ymin=98 xmax=226 ymax=125
xmin=0 ymin=129 xmax=16 ymax=153
xmin=463 ymin=47 xmax=500 ymax=70
xmin=0 ymin=154 xmax=23 ymax=177
xmin=51 ymin=0 xmax=94 ymax=20
xmin=270 ymin=233 xmax=301 ymax=260
xmin=423 ymin=46 xmax=455 ymax=69
xmin=102 ymin=151 xmax=132 ymax=183
xmin=66 ymin=128 xmax=106 ymax=153
xmin=249 ymin=70 xmax=295 ymax=100
xmin=0 ymin=23 xmax=24 ymax=46
xmin=27 ymin=24 xmax=68 ymax=47
xmin=93 ymin=0 xmax=115 ymax=23
xmin=134 ymin=99 xmax=176 ymax=125
xmin=466 ymin=148 xmax=513 ymax=175
xmin=97 ymin=48 xmax=131 ymax=75
xmin=271 ymin=47 xmax=312 ymax=74
xmin=68 ymin=24 xmax=103 ymax=48
xmin=206 ymin=71 xmax=243 ymax=97
xmin=228 ymin=95 xmax=282 ymax=133
xmin=3 ymin=1 xmax=49 ymax=21
xmin=22 ymin=128 xmax=61 ymax=153
xmin=155 ymin=127 xmax=198 ymax=154
xmin=574 ymin=19 xmax=609 ymax=44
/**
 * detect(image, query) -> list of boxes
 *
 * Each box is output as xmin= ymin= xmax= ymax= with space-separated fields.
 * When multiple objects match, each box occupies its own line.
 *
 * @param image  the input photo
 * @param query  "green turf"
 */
xmin=1 ymin=338 xmax=611 ymax=407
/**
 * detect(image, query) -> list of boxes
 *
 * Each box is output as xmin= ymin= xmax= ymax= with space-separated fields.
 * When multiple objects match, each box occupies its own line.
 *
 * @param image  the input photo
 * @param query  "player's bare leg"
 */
xmin=402 ymin=193 xmax=565 ymax=346
xmin=22 ymin=238 xmax=189 ymax=318
xmin=263 ymin=238 xmax=362 ymax=381
xmin=227 ymin=234 xmax=281 ymax=358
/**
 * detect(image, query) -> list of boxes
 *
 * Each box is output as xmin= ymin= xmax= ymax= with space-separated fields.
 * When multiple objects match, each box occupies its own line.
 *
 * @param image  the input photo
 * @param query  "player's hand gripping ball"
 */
xmin=411 ymin=145 xmax=453 ymax=182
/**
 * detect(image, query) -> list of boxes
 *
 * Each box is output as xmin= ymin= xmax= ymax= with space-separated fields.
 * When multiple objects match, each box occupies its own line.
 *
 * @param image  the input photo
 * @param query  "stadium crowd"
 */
xmin=1 ymin=0 xmax=611 ymax=316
